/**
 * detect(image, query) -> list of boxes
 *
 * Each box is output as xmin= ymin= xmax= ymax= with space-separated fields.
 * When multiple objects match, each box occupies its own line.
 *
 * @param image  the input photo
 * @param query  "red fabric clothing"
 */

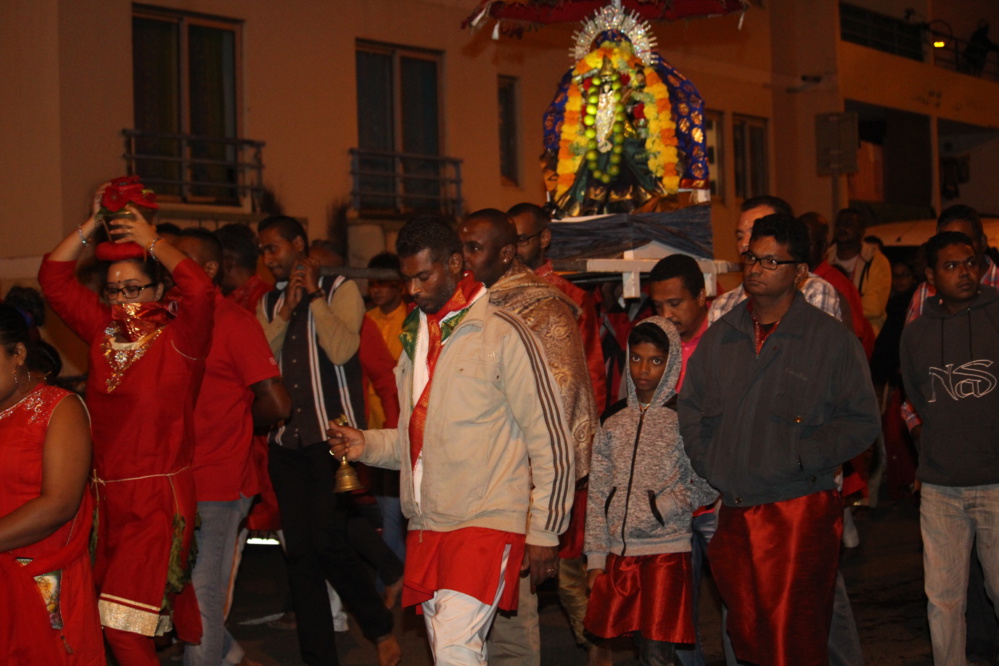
xmin=192 ymin=292 xmax=280 ymax=501
xmin=227 ymin=276 xmax=281 ymax=528
xmin=360 ymin=315 xmax=401 ymax=429
xmin=0 ymin=385 xmax=105 ymax=665
xmin=677 ymin=317 xmax=707 ymax=393
xmin=536 ymin=260 xmax=607 ymax=410
xmin=39 ymin=256 xmax=213 ymax=641
xmin=402 ymin=528 xmax=526 ymax=612
xmin=408 ymin=274 xmax=483 ymax=468
xmin=882 ymin=386 xmax=917 ymax=500
xmin=709 ymin=490 xmax=842 ymax=666
xmin=814 ymin=261 xmax=875 ymax=359
xmin=585 ymin=552 xmax=694 ymax=643
xmin=243 ymin=434 xmax=282 ymax=531
xmin=558 ymin=487 xmax=587 ymax=559
xmin=227 ymin=274 xmax=272 ymax=314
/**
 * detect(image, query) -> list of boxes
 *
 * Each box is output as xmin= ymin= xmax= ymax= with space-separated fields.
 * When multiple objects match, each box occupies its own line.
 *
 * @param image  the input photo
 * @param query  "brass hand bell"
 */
xmin=330 ymin=414 xmax=365 ymax=494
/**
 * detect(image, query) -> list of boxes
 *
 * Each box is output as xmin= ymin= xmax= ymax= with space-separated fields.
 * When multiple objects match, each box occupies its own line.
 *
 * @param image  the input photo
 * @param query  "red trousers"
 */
xmin=709 ymin=491 xmax=842 ymax=666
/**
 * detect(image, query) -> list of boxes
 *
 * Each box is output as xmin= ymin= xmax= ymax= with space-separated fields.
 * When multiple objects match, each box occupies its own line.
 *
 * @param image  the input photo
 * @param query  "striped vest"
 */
xmin=263 ymin=275 xmax=366 ymax=449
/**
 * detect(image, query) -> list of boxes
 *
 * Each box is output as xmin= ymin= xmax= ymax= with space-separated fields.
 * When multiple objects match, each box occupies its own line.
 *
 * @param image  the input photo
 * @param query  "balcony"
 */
xmin=122 ymin=129 xmax=266 ymax=210
xmin=840 ymin=3 xmax=999 ymax=83
xmin=927 ymin=30 xmax=999 ymax=83
xmin=350 ymin=148 xmax=463 ymax=219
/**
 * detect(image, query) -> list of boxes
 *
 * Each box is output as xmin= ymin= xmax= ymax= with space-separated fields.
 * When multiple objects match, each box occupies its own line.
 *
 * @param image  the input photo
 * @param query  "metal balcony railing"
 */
xmin=350 ymin=148 xmax=463 ymax=219
xmin=840 ymin=3 xmax=999 ymax=82
xmin=840 ymin=3 xmax=924 ymax=61
xmin=927 ymin=31 xmax=999 ymax=82
xmin=122 ymin=129 xmax=266 ymax=210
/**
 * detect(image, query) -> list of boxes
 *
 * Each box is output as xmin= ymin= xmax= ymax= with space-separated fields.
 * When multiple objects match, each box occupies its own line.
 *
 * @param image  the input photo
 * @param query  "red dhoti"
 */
xmin=708 ymin=490 xmax=842 ymax=666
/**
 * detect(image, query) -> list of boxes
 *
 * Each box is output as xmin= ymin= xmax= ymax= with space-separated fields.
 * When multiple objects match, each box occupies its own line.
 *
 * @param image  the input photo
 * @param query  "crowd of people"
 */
xmin=1 ymin=176 xmax=997 ymax=666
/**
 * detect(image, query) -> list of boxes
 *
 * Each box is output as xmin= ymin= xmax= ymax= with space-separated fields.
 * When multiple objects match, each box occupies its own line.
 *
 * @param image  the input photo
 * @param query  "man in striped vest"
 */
xmin=257 ymin=216 xmax=399 ymax=666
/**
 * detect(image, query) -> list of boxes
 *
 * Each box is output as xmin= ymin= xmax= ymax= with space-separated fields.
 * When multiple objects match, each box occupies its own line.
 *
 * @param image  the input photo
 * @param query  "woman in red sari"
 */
xmin=0 ymin=303 xmax=103 ymax=664
xmin=39 ymin=178 xmax=214 ymax=665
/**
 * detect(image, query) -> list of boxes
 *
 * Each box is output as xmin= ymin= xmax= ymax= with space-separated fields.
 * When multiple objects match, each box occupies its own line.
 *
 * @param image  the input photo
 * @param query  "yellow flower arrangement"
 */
xmin=553 ymin=39 xmax=682 ymax=203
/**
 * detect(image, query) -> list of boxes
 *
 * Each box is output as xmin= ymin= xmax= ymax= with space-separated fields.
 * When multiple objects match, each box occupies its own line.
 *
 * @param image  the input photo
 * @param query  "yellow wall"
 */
xmin=6 ymin=0 xmax=999 ymax=282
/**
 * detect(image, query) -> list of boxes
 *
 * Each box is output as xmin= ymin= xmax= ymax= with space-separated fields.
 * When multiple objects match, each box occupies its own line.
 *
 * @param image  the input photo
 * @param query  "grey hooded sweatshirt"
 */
xmin=584 ymin=316 xmax=717 ymax=571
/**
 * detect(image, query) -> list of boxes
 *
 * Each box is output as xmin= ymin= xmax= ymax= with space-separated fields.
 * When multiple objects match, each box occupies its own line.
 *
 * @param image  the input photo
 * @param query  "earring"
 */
xmin=13 ymin=364 xmax=29 ymax=394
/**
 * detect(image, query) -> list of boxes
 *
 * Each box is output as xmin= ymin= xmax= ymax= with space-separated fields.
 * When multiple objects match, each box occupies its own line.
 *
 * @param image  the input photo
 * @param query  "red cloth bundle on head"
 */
xmin=95 ymin=241 xmax=147 ymax=262
xmin=95 ymin=176 xmax=159 ymax=261
xmin=100 ymin=176 xmax=158 ymax=212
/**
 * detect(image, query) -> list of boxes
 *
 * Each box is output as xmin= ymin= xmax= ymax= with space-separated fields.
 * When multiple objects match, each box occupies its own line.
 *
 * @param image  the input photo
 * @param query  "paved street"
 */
xmin=159 ymin=497 xmax=939 ymax=665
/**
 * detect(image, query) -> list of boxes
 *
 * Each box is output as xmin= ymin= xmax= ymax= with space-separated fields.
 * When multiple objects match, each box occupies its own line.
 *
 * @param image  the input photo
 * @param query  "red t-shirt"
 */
xmin=192 ymin=292 xmax=280 ymax=501
xmin=228 ymin=274 xmax=272 ymax=314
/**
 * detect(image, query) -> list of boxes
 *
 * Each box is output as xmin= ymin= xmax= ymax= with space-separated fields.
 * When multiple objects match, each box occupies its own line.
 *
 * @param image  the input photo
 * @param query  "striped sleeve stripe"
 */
xmin=495 ymin=310 xmax=572 ymax=534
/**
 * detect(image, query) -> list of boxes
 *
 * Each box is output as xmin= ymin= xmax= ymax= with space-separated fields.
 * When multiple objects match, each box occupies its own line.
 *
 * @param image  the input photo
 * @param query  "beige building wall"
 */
xmin=4 ymin=0 xmax=999 ymax=285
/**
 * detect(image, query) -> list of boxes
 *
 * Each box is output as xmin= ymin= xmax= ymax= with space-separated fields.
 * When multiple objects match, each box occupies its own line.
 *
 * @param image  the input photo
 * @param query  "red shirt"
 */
xmin=360 ymin=315 xmax=401 ymax=429
xmin=192 ymin=292 xmax=281 ymax=501
xmin=814 ymin=261 xmax=875 ymax=359
xmin=228 ymin=274 xmax=272 ymax=314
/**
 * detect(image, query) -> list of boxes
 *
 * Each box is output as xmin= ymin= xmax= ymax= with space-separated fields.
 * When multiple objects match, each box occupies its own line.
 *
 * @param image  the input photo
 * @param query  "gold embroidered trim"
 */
xmin=100 ymin=592 xmax=161 ymax=612
xmin=98 ymin=598 xmax=161 ymax=636
xmin=100 ymin=327 xmax=163 ymax=392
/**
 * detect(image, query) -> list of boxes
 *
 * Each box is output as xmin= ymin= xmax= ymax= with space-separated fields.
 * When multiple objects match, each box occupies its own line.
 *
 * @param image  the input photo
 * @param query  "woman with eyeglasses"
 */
xmin=39 ymin=177 xmax=214 ymax=665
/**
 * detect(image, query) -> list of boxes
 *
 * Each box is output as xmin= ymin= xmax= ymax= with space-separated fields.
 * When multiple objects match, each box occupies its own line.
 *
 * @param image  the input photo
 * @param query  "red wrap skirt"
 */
xmin=584 ymin=551 xmax=694 ymax=643
xmin=708 ymin=490 xmax=842 ymax=666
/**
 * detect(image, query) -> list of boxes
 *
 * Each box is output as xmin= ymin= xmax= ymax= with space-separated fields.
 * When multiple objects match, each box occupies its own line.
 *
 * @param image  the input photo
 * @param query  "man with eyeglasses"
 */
xmin=708 ymin=196 xmax=843 ymax=325
xmin=678 ymin=213 xmax=880 ymax=666
xmin=899 ymin=231 xmax=999 ymax=666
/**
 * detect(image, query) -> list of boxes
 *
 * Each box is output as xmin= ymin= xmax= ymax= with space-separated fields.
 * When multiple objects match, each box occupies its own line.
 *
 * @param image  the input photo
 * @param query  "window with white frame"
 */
xmin=132 ymin=6 xmax=242 ymax=203
xmin=355 ymin=42 xmax=445 ymax=214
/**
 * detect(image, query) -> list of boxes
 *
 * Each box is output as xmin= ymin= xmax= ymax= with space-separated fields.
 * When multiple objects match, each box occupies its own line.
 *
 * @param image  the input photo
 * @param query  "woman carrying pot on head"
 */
xmin=39 ymin=177 xmax=214 ymax=664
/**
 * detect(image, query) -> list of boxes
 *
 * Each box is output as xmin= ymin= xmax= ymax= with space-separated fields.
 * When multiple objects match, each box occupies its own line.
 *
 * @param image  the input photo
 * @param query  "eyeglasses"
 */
xmin=516 ymin=230 xmax=544 ymax=246
xmin=741 ymin=251 xmax=799 ymax=271
xmin=103 ymin=283 xmax=157 ymax=300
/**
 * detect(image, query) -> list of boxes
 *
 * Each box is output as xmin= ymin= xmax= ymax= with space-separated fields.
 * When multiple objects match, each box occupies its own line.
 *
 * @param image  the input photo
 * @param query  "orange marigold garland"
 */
xmin=543 ymin=5 xmax=709 ymax=217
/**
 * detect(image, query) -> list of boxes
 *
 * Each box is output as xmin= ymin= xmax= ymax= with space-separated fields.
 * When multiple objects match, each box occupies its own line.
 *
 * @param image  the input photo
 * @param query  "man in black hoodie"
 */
xmin=900 ymin=231 xmax=999 ymax=666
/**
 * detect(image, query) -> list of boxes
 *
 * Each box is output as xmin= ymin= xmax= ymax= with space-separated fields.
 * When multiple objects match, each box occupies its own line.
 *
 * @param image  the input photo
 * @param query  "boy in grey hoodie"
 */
xmin=584 ymin=317 xmax=717 ymax=665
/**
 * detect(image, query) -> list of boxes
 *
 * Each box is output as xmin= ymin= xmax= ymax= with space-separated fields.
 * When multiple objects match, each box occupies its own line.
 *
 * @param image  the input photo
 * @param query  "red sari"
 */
xmin=39 ymin=256 xmax=214 ymax=641
xmin=0 ymin=385 xmax=105 ymax=664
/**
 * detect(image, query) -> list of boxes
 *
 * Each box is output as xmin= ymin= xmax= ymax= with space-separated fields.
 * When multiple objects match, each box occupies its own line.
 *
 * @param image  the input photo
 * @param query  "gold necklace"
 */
xmin=100 ymin=326 xmax=164 ymax=392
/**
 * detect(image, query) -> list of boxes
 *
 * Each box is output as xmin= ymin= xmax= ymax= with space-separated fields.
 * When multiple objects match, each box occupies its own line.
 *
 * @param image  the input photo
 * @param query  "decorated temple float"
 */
xmin=466 ymin=0 xmax=746 ymax=297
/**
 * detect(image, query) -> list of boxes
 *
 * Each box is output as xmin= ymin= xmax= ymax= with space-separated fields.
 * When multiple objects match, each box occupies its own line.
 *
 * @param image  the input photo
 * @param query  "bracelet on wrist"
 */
xmin=147 ymin=237 xmax=162 ymax=261
xmin=309 ymin=289 xmax=325 ymax=301
xmin=77 ymin=225 xmax=90 ymax=246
